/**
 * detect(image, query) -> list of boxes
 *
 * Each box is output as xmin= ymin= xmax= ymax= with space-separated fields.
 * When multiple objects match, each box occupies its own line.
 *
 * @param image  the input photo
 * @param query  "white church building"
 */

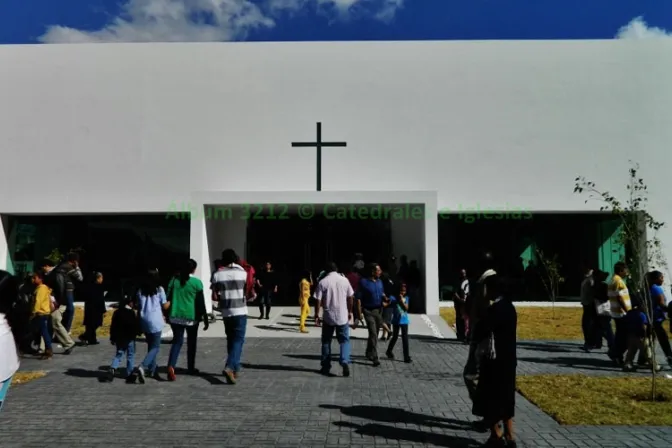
xmin=0 ymin=40 xmax=670 ymax=315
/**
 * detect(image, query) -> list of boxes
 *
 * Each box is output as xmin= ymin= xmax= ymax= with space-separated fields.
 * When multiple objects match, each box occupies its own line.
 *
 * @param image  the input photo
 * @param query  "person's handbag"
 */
xmin=595 ymin=299 xmax=611 ymax=317
xmin=476 ymin=333 xmax=496 ymax=361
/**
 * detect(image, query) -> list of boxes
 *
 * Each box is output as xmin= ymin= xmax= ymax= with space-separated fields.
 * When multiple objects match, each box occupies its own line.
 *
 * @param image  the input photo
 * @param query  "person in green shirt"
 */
xmin=166 ymin=259 xmax=209 ymax=381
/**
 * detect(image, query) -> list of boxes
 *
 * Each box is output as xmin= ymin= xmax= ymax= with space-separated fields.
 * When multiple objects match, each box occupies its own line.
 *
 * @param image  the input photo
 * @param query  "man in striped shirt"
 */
xmin=608 ymin=262 xmax=632 ymax=365
xmin=211 ymin=249 xmax=252 ymax=384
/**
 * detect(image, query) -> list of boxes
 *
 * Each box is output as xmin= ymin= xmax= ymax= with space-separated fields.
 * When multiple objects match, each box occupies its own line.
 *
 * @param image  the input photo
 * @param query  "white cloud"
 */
xmin=615 ymin=16 xmax=672 ymax=39
xmin=39 ymin=0 xmax=404 ymax=44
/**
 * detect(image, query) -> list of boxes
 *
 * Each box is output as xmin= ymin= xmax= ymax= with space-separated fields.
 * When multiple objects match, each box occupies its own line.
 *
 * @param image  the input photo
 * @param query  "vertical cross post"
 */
xmin=291 ymin=122 xmax=347 ymax=192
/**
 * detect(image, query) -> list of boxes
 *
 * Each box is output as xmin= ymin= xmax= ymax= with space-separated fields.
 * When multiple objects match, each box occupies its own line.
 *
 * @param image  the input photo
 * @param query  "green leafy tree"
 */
xmin=45 ymin=248 xmax=63 ymax=265
xmin=574 ymin=161 xmax=666 ymax=401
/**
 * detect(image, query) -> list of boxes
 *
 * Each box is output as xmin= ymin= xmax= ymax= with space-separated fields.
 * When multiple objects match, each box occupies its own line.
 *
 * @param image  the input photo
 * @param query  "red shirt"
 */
xmin=346 ymin=272 xmax=361 ymax=292
xmin=238 ymin=259 xmax=256 ymax=298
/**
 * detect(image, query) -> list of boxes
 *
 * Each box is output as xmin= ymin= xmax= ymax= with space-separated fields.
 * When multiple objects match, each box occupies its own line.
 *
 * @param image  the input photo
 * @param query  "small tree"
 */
xmin=45 ymin=248 xmax=63 ymax=265
xmin=574 ymin=162 xmax=666 ymax=401
xmin=535 ymin=248 xmax=564 ymax=317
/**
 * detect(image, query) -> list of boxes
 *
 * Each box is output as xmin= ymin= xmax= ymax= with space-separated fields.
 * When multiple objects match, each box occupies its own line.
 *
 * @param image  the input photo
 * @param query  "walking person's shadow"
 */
xmin=320 ymin=404 xmax=473 ymax=430
xmin=333 ymin=421 xmax=480 ymax=447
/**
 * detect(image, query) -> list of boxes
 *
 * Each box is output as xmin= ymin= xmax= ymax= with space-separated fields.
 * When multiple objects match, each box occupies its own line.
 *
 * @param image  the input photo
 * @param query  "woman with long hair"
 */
xmin=0 ymin=270 xmax=25 ymax=412
xmin=134 ymin=268 xmax=168 ymax=383
xmin=165 ymin=259 xmax=209 ymax=381
xmin=472 ymin=275 xmax=518 ymax=447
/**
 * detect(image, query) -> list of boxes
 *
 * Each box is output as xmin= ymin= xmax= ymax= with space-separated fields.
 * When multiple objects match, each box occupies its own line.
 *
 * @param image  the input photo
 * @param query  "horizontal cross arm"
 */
xmin=291 ymin=142 xmax=347 ymax=147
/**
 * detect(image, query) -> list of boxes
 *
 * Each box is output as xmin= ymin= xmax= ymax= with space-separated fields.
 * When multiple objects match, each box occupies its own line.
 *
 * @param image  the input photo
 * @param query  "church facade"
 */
xmin=0 ymin=40 xmax=670 ymax=315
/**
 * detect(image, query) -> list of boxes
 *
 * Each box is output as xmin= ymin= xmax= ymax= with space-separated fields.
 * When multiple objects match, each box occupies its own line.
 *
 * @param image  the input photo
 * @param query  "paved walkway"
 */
xmin=194 ymin=307 xmax=453 ymax=339
xmin=3 ymin=335 xmax=672 ymax=447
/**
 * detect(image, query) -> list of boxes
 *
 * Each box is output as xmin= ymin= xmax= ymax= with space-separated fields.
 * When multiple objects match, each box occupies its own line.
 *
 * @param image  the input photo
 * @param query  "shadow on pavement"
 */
xmin=321 ymin=404 xmax=474 ymax=430
xmin=518 ymin=356 xmax=620 ymax=372
xmin=333 ymin=421 xmax=480 ymax=447
xmin=240 ymin=362 xmax=320 ymax=374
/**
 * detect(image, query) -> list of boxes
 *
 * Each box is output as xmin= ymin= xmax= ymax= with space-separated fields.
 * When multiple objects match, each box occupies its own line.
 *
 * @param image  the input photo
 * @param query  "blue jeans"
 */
xmin=34 ymin=315 xmax=52 ymax=351
xmin=224 ymin=315 xmax=247 ymax=372
xmin=62 ymin=291 xmax=75 ymax=333
xmin=140 ymin=331 xmax=162 ymax=374
xmin=168 ymin=324 xmax=199 ymax=370
xmin=111 ymin=341 xmax=136 ymax=376
xmin=321 ymin=323 xmax=351 ymax=370
xmin=0 ymin=376 xmax=12 ymax=412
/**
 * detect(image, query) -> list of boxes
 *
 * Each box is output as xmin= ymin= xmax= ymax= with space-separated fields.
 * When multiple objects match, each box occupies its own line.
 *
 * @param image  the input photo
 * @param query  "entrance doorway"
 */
xmin=246 ymin=207 xmax=392 ymax=304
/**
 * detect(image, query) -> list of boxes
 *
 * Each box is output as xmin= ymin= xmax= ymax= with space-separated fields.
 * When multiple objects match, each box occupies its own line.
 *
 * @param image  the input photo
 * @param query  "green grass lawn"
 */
xmin=440 ymin=306 xmax=584 ymax=340
xmin=517 ymin=374 xmax=672 ymax=425
xmin=71 ymin=306 xmax=113 ymax=339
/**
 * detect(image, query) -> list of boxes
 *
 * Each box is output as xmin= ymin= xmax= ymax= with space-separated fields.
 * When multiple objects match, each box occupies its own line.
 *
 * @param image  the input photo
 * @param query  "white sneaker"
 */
xmin=137 ymin=366 xmax=146 ymax=384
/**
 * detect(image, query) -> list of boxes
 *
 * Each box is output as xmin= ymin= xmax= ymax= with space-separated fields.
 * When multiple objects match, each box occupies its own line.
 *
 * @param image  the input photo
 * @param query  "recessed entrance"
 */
xmin=191 ymin=191 xmax=438 ymax=314
xmin=245 ymin=204 xmax=394 ymax=304
xmin=204 ymin=203 xmax=425 ymax=309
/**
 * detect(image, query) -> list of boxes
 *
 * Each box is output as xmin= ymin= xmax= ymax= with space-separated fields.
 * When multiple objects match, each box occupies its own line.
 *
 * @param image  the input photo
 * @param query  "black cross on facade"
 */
xmin=291 ymin=122 xmax=347 ymax=191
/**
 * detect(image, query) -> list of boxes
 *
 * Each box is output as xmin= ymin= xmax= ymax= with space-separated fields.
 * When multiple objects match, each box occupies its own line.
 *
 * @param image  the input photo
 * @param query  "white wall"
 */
xmin=1 ymin=40 xmax=671 ymax=284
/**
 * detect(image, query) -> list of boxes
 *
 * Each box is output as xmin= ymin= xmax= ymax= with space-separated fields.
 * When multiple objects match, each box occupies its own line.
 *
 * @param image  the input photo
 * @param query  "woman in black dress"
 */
xmin=80 ymin=272 xmax=106 ymax=345
xmin=472 ymin=274 xmax=518 ymax=448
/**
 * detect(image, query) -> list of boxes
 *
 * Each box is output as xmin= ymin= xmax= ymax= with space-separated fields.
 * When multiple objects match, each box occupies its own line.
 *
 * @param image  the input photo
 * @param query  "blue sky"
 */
xmin=0 ymin=0 xmax=671 ymax=44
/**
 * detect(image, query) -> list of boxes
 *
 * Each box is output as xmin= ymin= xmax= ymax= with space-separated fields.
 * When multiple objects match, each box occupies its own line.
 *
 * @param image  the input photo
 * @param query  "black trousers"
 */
xmin=653 ymin=320 xmax=672 ymax=359
xmin=596 ymin=315 xmax=615 ymax=350
xmin=454 ymin=301 xmax=466 ymax=340
xmin=581 ymin=304 xmax=597 ymax=347
xmin=613 ymin=318 xmax=628 ymax=360
xmin=363 ymin=308 xmax=383 ymax=361
xmin=387 ymin=323 xmax=409 ymax=360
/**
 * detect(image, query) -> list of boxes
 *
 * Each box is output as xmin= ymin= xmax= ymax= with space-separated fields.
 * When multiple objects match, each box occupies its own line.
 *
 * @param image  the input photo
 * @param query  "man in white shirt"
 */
xmin=211 ymin=249 xmax=252 ymax=384
xmin=315 ymin=262 xmax=354 ymax=377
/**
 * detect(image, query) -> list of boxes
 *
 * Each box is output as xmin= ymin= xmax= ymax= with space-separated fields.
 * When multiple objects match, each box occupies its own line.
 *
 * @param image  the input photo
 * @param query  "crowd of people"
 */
xmin=0 ymin=249 xmax=421 ymax=403
xmin=579 ymin=262 xmax=672 ymax=371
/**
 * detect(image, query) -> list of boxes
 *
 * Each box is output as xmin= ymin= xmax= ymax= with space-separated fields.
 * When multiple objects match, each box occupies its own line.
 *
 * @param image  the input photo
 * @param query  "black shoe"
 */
xmin=89 ymin=340 xmax=100 ymax=345
xmin=187 ymin=368 xmax=200 ymax=375
xmin=259 ymin=315 xmax=264 ymax=320
xmin=152 ymin=371 xmax=164 ymax=381
xmin=386 ymin=351 xmax=394 ymax=360
xmin=472 ymin=419 xmax=488 ymax=433
xmin=404 ymin=357 xmax=412 ymax=363
xmin=342 ymin=364 xmax=350 ymax=377
xmin=320 ymin=367 xmax=331 ymax=376
xmin=265 ymin=315 xmax=270 ymax=320
xmin=63 ymin=346 xmax=74 ymax=355
xmin=372 ymin=360 xmax=381 ymax=367
xmin=125 ymin=374 xmax=137 ymax=384
xmin=481 ymin=437 xmax=506 ymax=447
xmin=105 ymin=368 xmax=115 ymax=382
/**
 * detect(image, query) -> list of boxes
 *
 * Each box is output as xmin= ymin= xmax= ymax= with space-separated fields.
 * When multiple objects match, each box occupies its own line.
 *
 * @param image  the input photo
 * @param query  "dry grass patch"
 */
xmin=517 ymin=374 xmax=672 ymax=425
xmin=70 ymin=307 xmax=113 ymax=339
xmin=11 ymin=371 xmax=47 ymax=385
xmin=440 ymin=306 xmax=583 ymax=340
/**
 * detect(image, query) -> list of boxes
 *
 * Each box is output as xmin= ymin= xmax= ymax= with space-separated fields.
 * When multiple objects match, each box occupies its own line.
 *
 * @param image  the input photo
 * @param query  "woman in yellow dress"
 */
xmin=299 ymin=270 xmax=313 ymax=333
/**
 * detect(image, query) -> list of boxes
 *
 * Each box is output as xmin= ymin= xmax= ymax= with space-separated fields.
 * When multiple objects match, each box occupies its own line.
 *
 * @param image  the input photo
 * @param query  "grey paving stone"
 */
xmin=2 ymin=337 xmax=672 ymax=447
